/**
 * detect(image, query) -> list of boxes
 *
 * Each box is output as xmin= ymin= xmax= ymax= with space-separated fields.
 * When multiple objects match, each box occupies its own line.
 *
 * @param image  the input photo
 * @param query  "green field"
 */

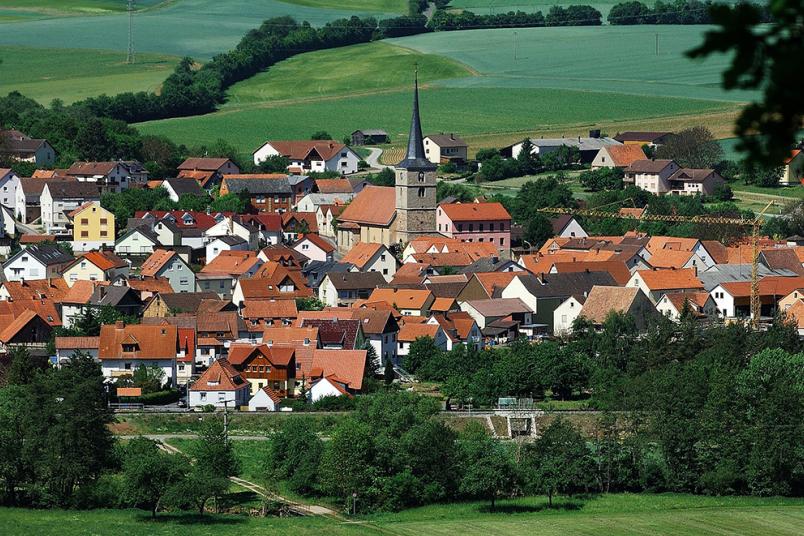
xmin=0 ymin=45 xmax=178 ymax=104
xmin=0 ymin=0 xmax=400 ymax=58
xmin=281 ymin=0 xmax=407 ymax=12
xmin=1 ymin=494 xmax=802 ymax=535
xmin=448 ymin=0 xmax=621 ymax=17
xmin=0 ymin=0 xmax=165 ymax=21
xmin=227 ymin=42 xmax=471 ymax=105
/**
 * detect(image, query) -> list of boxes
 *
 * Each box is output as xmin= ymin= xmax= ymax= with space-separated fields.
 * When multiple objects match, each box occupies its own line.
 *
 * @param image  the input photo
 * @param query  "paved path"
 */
xmin=365 ymin=147 xmax=392 ymax=170
xmin=134 ymin=433 xmax=270 ymax=441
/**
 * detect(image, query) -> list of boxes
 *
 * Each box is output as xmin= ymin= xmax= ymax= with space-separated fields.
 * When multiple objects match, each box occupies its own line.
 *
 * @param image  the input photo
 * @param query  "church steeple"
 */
xmin=397 ymin=66 xmax=436 ymax=170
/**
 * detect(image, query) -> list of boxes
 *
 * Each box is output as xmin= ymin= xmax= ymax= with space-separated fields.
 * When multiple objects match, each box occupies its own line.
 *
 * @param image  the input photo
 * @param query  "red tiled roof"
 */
xmin=309 ymin=349 xmax=366 ymax=390
xmin=140 ymin=249 xmax=178 ymax=277
xmin=294 ymin=233 xmax=335 ymax=253
xmin=263 ymin=140 xmax=346 ymax=161
xmin=368 ymin=288 xmax=432 ymax=310
xmin=720 ymin=275 xmax=804 ymax=299
xmin=634 ymin=268 xmax=703 ymax=291
xmin=397 ymin=323 xmax=439 ymax=342
xmin=315 ymin=178 xmax=353 ymax=193
xmin=439 ymin=202 xmax=511 ymax=222
xmin=2 ymin=278 xmax=69 ymax=302
xmin=55 ymin=336 xmax=100 ymax=350
xmin=191 ymin=359 xmax=249 ymax=392
xmin=0 ymin=310 xmax=44 ymax=343
xmin=98 ymin=323 xmax=177 ymax=360
xmin=341 ymin=242 xmax=385 ymax=269
xmin=74 ymin=250 xmax=127 ymax=271
xmin=201 ymin=250 xmax=261 ymax=275
xmin=604 ymin=144 xmax=647 ymax=167
xmin=178 ymin=157 xmax=232 ymax=171
xmin=338 ymin=186 xmax=395 ymax=226
xmin=241 ymin=299 xmax=298 ymax=320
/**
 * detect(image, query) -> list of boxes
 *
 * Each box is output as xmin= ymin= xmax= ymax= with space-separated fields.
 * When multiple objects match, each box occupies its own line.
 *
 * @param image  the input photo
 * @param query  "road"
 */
xmin=364 ymin=147 xmax=392 ymax=170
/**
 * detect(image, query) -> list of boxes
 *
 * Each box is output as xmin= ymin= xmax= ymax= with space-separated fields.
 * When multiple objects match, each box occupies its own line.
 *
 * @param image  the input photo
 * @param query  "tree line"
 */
xmin=607 ymin=0 xmax=772 ymax=25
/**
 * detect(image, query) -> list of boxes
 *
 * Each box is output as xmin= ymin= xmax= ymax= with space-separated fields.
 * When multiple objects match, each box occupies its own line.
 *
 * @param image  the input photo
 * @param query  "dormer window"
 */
xmin=122 ymin=343 xmax=138 ymax=352
xmin=303 ymin=337 xmax=310 ymax=346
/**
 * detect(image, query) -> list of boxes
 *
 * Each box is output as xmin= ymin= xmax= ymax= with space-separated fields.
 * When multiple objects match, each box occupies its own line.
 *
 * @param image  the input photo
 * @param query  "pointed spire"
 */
xmin=397 ymin=64 xmax=436 ymax=170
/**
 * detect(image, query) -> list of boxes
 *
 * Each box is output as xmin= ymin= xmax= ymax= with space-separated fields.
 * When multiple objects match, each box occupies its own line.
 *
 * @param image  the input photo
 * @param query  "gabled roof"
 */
xmin=550 ymin=260 xmax=632 ymax=286
xmin=69 ymin=250 xmax=127 ymax=272
xmin=338 ymin=186 xmax=395 ymax=226
xmin=178 ymin=157 xmax=234 ymax=171
xmin=196 ymin=311 xmax=245 ymax=338
xmin=315 ymin=178 xmax=353 ymax=194
xmin=43 ymin=180 xmax=100 ymax=199
xmin=760 ymin=249 xmax=804 ymax=275
xmin=157 ymin=292 xmax=220 ymax=313
xmin=191 ymin=359 xmax=249 ymax=392
xmin=65 ymin=161 xmax=120 ymax=176
xmin=293 ymin=234 xmax=335 ymax=253
xmin=645 ymin=249 xmax=696 ymax=269
xmin=603 ymin=144 xmax=647 ymax=167
xmin=9 ymin=244 xmax=74 ymax=267
xmin=472 ymin=272 xmax=520 ymax=298
xmin=222 ymin=176 xmax=292 ymax=195
xmin=163 ymin=177 xmax=206 ymax=197
xmin=237 ymin=273 xmax=313 ymax=299
xmin=90 ymin=285 xmax=142 ymax=307
xmin=701 ymin=240 xmax=729 ymax=264
xmin=464 ymin=297 xmax=531 ymax=317
xmin=668 ymin=168 xmax=717 ymax=182
xmin=579 ymin=286 xmax=642 ymax=323
xmin=228 ymin=343 xmax=295 ymax=367
xmin=55 ymin=336 xmax=100 ymax=350
xmin=140 ymin=249 xmax=181 ymax=277
xmin=514 ymin=272 xmax=616 ymax=298
xmin=2 ymin=278 xmax=69 ymax=302
xmin=614 ymin=131 xmax=672 ymax=143
xmin=646 ymin=236 xmax=699 ymax=255
xmin=260 ymin=140 xmax=348 ymax=161
xmin=627 ymin=159 xmax=675 ymax=174
xmin=719 ymin=275 xmax=804 ymax=299
xmin=439 ymin=202 xmax=511 ymax=222
xmin=341 ymin=242 xmax=387 ymax=269
xmin=425 ymin=133 xmax=467 ymax=148
xmin=300 ymin=318 xmax=361 ymax=349
xmin=0 ymin=299 xmax=60 ymax=326
xmin=634 ymin=268 xmax=703 ymax=291
xmin=201 ymin=250 xmax=261 ymax=276
xmin=368 ymin=288 xmax=433 ymax=310
xmin=241 ymin=299 xmax=298 ymax=319
xmin=408 ymin=252 xmax=474 ymax=268
xmin=309 ymin=349 xmax=366 ymax=390
xmin=0 ymin=310 xmax=46 ymax=343
xmin=99 ymin=322 xmax=177 ymax=360
xmin=398 ymin=322 xmax=440 ymax=342
xmin=326 ymin=271 xmax=385 ymax=291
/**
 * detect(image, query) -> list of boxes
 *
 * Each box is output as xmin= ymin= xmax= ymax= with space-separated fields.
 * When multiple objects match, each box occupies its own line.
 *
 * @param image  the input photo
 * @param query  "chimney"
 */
xmin=20 ymin=277 xmax=25 ymax=287
xmin=450 ymin=133 xmax=455 ymax=140
xmin=115 ymin=320 xmax=125 ymax=329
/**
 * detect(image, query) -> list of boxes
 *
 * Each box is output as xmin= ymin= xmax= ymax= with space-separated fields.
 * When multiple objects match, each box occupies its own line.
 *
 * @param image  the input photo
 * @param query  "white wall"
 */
xmin=102 ymin=359 xmax=176 ymax=386
xmin=553 ymin=296 xmax=583 ymax=336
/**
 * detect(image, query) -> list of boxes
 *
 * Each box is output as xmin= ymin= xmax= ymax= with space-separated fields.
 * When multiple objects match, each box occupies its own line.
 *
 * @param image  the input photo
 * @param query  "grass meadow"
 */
xmin=0 ymin=494 xmax=801 ymax=535
xmin=0 ymin=45 xmax=178 ymax=104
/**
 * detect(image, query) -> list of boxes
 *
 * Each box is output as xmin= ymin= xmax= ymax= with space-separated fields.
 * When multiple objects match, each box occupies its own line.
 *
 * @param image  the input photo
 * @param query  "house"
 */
xmin=252 ymin=140 xmax=361 ymax=174
xmin=548 ymin=215 xmax=588 ymax=239
xmin=241 ymin=299 xmax=298 ymax=328
xmin=351 ymin=129 xmax=389 ymax=145
xmin=220 ymin=175 xmax=293 ymax=213
xmin=228 ymin=344 xmax=296 ymax=396
xmin=189 ymin=359 xmax=250 ymax=408
xmin=240 ymin=213 xmax=283 ymax=245
xmin=142 ymin=291 xmax=220 ymax=318
xmin=88 ymin=285 xmax=143 ymax=318
xmin=613 ymin=131 xmax=674 ymax=146
xmin=0 ymin=277 xmax=68 ymax=302
xmin=54 ymin=336 xmax=100 ymax=366
xmin=315 ymin=178 xmax=354 ymax=194
xmin=99 ymin=321 xmax=179 ymax=386
xmin=368 ymin=288 xmax=434 ymax=316
xmin=552 ymin=295 xmax=585 ymax=336
xmin=548 ymin=260 xmax=633 ymax=286
xmin=296 ymin=192 xmax=354 ymax=214
xmin=623 ymin=159 xmax=679 ymax=192
xmin=114 ymin=226 xmax=160 ymax=257
xmin=319 ymin=271 xmax=386 ymax=307
xmin=307 ymin=376 xmax=353 ymax=403
xmin=65 ymin=161 xmax=132 ymax=193
xmin=665 ymin=168 xmax=726 ymax=196
xmin=287 ymin=175 xmax=315 ymax=204
xmin=3 ymin=244 xmax=74 ymax=282
xmin=306 ymin=348 xmax=367 ymax=394
xmin=0 ymin=310 xmax=53 ymax=351
xmin=302 ymin=260 xmax=353 ymax=292
xmin=646 ymin=236 xmax=717 ymax=268
xmin=281 ymin=211 xmax=319 ymax=241
xmin=591 ymin=144 xmax=647 ymax=169
xmin=423 ymin=133 xmax=468 ymax=165
xmin=335 ymin=185 xmax=397 ymax=254
xmin=177 ymin=157 xmax=240 ymax=190
xmin=341 ymin=242 xmax=398 ymax=282
xmin=427 ymin=311 xmax=482 ymax=351
xmin=657 ymin=291 xmax=718 ymax=321
xmin=645 ymin=249 xmax=708 ymax=271
xmin=292 ymin=234 xmax=335 ymax=263
xmin=782 ymin=150 xmax=804 ymax=185
xmin=459 ymin=298 xmax=533 ymax=337
xmin=68 ymin=201 xmax=115 ymax=251
xmin=300 ymin=318 xmax=363 ymax=351
xmin=15 ymin=178 xmax=48 ymax=223
xmin=206 ymin=235 xmax=248 ymax=263
xmin=455 ymin=271 xmax=519 ymax=303
xmin=248 ymin=386 xmax=284 ymax=412
xmin=627 ymin=268 xmax=705 ymax=304
xmin=40 ymin=181 xmax=100 ymax=235
xmin=579 ymin=286 xmax=659 ymax=329
xmin=501 ymin=272 xmax=616 ymax=332
xmin=316 ymin=204 xmax=346 ymax=238
xmin=0 ymin=168 xmax=19 ymax=211
xmin=436 ymin=202 xmax=512 ymax=254
xmin=62 ymin=250 xmax=128 ymax=286
xmin=710 ymin=275 xmax=804 ymax=318
xmin=0 ymin=129 xmax=56 ymax=166
xmin=396 ymin=323 xmax=447 ymax=359
xmin=502 ymin=134 xmax=621 ymax=163
xmin=140 ymin=249 xmax=195 ymax=293
xmin=161 ymin=177 xmax=206 ymax=202
xmin=352 ymin=309 xmax=399 ymax=365
xmin=197 ymin=250 xmax=263 ymax=299
xmin=232 ymin=267 xmax=312 ymax=307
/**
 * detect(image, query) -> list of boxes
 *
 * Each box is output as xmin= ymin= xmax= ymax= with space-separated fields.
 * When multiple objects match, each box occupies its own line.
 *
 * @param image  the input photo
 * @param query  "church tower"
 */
xmin=395 ymin=68 xmax=437 ymax=244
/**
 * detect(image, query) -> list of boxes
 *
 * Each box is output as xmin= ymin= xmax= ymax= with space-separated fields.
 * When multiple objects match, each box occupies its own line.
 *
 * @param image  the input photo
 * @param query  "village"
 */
xmin=0 ymin=75 xmax=802 ymax=413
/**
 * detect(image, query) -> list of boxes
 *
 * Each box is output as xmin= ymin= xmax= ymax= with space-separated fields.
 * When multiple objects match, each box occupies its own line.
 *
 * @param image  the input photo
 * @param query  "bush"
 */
xmin=139 ymin=390 xmax=181 ymax=406
xmin=312 ymin=395 xmax=356 ymax=411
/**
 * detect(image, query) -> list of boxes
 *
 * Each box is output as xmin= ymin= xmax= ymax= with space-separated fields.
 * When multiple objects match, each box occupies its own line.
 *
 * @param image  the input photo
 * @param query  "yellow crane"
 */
xmin=538 ymin=201 xmax=776 ymax=328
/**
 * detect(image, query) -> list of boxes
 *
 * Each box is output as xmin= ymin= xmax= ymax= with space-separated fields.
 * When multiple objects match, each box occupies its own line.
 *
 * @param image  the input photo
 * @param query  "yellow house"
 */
xmin=781 ymin=150 xmax=804 ymax=185
xmin=69 ymin=201 xmax=115 ymax=252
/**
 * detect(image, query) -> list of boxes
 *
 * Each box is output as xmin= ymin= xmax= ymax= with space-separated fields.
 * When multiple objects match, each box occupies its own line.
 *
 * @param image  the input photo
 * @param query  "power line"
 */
xmin=127 ymin=0 xmax=135 ymax=64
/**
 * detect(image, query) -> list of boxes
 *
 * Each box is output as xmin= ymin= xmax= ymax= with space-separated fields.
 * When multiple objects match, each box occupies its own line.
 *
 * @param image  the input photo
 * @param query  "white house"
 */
xmin=423 ymin=133 xmax=468 ymax=165
xmin=307 ymin=376 xmax=353 ymax=403
xmin=0 ymin=169 xmax=19 ymax=211
xmin=204 ymin=217 xmax=259 ymax=251
xmin=115 ymin=226 xmax=159 ymax=256
xmin=189 ymin=359 xmax=251 ymax=408
xmin=396 ymin=323 xmax=448 ymax=359
xmin=0 ymin=130 xmax=56 ymax=166
xmin=248 ymin=386 xmax=283 ymax=411
xmin=297 ymin=192 xmax=354 ymax=213
xmin=206 ymin=235 xmax=249 ymax=263
xmin=161 ymin=177 xmax=205 ymax=202
xmin=657 ymin=292 xmax=718 ymax=321
xmin=292 ymin=234 xmax=335 ymax=263
xmin=98 ymin=322 xmax=179 ymax=387
xmin=3 ymin=244 xmax=74 ymax=282
xmin=553 ymin=295 xmax=585 ymax=336
xmin=549 ymin=215 xmax=588 ymax=239
xmin=15 ymin=178 xmax=45 ymax=224
xmin=341 ymin=242 xmax=399 ymax=282
xmin=40 ymin=181 xmax=100 ymax=235
xmin=253 ymin=140 xmax=361 ymax=174
xmin=65 ymin=161 xmax=131 ymax=194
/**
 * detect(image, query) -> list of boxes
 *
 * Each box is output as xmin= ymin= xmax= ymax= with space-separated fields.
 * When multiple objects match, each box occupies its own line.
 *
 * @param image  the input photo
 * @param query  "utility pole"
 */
xmin=127 ymin=0 xmax=135 ymax=64
xmin=513 ymin=31 xmax=518 ymax=61
xmin=655 ymin=33 xmax=659 ymax=56
xmin=223 ymin=398 xmax=229 ymax=436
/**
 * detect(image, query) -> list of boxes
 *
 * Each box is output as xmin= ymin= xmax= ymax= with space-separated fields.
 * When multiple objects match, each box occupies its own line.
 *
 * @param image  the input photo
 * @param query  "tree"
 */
xmin=258 ymin=154 xmax=290 ymax=173
xmin=177 ymin=420 xmax=240 ymax=514
xmin=130 ymin=364 xmax=166 ymax=394
xmin=608 ymin=1 xmax=650 ymax=24
xmin=516 ymin=138 xmax=540 ymax=175
xmin=384 ymin=358 xmax=395 ymax=385
xmin=655 ymin=126 xmax=723 ymax=168
xmin=687 ymin=0 xmax=803 ymax=167
xmin=522 ymin=418 xmax=591 ymax=507
xmin=123 ymin=437 xmax=187 ymax=518
xmin=311 ymin=131 xmax=332 ymax=140
xmin=210 ymin=192 xmax=248 ymax=213
xmin=523 ymin=213 xmax=554 ymax=248
xmin=404 ymin=336 xmax=442 ymax=374
xmin=741 ymin=163 xmax=783 ymax=187
xmin=295 ymin=297 xmax=325 ymax=311
xmin=265 ymin=418 xmax=324 ymax=495
xmin=6 ymin=345 xmax=49 ymax=385
xmin=579 ymin=167 xmax=624 ymax=192
xmin=366 ymin=167 xmax=395 ymax=187
xmin=319 ymin=419 xmax=377 ymax=510
xmin=177 ymin=192 xmax=210 ymax=211
xmin=458 ymin=423 xmax=517 ymax=511
xmin=0 ymin=385 xmax=29 ymax=505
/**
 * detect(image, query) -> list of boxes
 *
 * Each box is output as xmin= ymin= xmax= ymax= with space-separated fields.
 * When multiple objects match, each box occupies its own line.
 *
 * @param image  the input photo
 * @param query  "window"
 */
xmin=180 ymin=279 xmax=188 ymax=286
xmin=479 ymin=224 xmax=484 ymax=232
xmin=500 ymin=238 xmax=505 ymax=245
xmin=469 ymin=224 xmax=474 ymax=232
xmin=100 ymin=230 xmax=107 ymax=237
xmin=100 ymin=218 xmax=107 ymax=225
xmin=418 ymin=172 xmax=425 ymax=183
xmin=124 ymin=363 xmax=132 ymax=370
xmin=80 ymin=261 xmax=87 ymax=269
xmin=80 ymin=218 xmax=88 ymax=225
xmin=383 ymin=268 xmax=388 ymax=275
xmin=380 ymin=254 xmax=386 ymax=261
xmin=200 ymin=392 xmax=207 ymax=401
xmin=561 ymin=315 xmax=567 ymax=323
xmin=81 ymin=231 xmax=89 ymax=238
xmin=457 ymin=224 xmax=463 ymax=232
xmin=479 ymin=238 xmax=484 ymax=242
xmin=418 ymin=187 xmax=425 ymax=198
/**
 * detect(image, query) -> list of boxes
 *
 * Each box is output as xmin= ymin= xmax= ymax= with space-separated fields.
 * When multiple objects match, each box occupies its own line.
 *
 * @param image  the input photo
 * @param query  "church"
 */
xmin=336 ymin=72 xmax=438 ymax=254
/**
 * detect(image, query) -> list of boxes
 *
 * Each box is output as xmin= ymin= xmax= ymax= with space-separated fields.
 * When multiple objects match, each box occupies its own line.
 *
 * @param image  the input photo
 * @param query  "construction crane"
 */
xmin=538 ymin=201 xmax=776 ymax=328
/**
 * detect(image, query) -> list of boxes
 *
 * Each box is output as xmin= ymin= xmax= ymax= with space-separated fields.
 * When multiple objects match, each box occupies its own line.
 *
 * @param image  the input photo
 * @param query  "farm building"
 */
xmin=351 ymin=129 xmax=389 ymax=145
